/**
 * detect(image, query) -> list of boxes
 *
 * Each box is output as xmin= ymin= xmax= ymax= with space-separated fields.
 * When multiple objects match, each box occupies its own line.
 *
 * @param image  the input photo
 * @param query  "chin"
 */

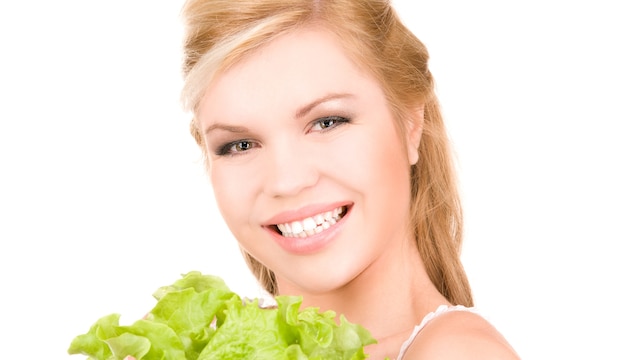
xmin=276 ymin=260 xmax=364 ymax=297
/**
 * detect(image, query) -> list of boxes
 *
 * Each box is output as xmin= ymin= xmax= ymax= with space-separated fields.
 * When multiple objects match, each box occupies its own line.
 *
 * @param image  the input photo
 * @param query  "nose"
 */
xmin=262 ymin=138 xmax=319 ymax=198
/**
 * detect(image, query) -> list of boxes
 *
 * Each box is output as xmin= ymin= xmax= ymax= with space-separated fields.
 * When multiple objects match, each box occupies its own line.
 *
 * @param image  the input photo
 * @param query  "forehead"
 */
xmin=197 ymin=27 xmax=381 ymax=121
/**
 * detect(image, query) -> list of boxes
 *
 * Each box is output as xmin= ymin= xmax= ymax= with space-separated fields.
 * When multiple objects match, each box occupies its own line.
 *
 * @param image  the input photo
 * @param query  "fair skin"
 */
xmin=196 ymin=27 xmax=518 ymax=360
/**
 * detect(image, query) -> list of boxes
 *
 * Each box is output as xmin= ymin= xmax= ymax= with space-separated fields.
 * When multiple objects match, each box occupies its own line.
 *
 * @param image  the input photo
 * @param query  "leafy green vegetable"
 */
xmin=68 ymin=271 xmax=376 ymax=359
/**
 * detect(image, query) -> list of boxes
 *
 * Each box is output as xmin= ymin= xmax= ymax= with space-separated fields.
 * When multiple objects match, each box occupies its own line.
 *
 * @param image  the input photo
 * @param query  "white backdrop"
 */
xmin=1 ymin=1 xmax=624 ymax=359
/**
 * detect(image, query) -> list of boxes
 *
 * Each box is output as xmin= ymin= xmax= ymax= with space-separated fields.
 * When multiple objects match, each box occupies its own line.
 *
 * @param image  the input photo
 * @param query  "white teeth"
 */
xmin=290 ymin=221 xmax=303 ymax=235
xmin=302 ymin=218 xmax=317 ymax=231
xmin=276 ymin=206 xmax=346 ymax=238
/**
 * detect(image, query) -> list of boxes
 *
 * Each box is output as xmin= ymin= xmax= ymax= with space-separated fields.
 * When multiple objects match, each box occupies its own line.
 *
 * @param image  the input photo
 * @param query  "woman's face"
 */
xmin=197 ymin=28 xmax=421 ymax=295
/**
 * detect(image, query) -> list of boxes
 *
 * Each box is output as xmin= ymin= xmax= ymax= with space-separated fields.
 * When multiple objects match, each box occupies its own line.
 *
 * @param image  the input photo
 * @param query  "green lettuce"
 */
xmin=68 ymin=271 xmax=376 ymax=359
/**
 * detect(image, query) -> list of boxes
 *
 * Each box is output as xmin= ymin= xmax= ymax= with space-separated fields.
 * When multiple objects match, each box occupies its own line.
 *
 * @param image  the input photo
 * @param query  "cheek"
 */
xmin=370 ymin=139 xmax=412 ymax=203
xmin=209 ymin=164 xmax=254 ymax=230
xmin=335 ymin=124 xmax=411 ymax=192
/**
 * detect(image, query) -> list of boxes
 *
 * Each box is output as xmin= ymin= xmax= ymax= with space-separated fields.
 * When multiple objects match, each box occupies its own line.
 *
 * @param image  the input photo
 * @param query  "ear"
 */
xmin=406 ymin=104 xmax=424 ymax=165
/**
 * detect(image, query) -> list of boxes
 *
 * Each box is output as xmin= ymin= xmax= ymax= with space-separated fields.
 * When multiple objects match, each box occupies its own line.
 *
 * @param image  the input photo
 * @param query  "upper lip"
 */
xmin=262 ymin=202 xmax=352 ymax=226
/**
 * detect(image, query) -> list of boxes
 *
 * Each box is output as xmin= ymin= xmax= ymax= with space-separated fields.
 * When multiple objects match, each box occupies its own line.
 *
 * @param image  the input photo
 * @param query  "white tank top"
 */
xmin=396 ymin=304 xmax=478 ymax=360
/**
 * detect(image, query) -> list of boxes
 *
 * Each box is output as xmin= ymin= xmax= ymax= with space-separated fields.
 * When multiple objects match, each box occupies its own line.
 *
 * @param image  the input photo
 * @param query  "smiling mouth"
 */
xmin=273 ymin=206 xmax=347 ymax=238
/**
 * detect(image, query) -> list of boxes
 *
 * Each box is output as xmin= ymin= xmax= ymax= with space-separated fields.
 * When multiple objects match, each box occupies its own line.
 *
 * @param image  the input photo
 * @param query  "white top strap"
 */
xmin=396 ymin=305 xmax=478 ymax=360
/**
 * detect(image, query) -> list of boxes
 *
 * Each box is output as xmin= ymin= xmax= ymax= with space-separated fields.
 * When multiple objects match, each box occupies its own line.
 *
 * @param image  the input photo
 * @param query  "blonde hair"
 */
xmin=181 ymin=0 xmax=473 ymax=306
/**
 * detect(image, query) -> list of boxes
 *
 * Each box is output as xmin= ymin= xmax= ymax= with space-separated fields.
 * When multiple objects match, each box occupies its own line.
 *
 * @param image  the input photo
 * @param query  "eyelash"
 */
xmin=215 ymin=115 xmax=351 ymax=156
xmin=308 ymin=115 xmax=350 ymax=133
xmin=215 ymin=139 xmax=258 ymax=156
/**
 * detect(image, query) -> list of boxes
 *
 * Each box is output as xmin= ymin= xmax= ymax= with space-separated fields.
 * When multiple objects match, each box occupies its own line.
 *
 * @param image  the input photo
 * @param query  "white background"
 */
xmin=1 ymin=1 xmax=624 ymax=359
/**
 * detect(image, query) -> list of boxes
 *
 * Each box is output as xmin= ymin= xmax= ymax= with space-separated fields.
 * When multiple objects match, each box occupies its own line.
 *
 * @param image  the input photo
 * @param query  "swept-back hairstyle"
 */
xmin=181 ymin=0 xmax=473 ymax=307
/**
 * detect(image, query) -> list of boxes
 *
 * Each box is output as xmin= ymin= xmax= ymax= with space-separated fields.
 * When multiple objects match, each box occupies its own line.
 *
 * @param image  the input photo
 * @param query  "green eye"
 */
xmin=216 ymin=140 xmax=258 ymax=156
xmin=234 ymin=141 xmax=253 ymax=152
xmin=311 ymin=116 xmax=350 ymax=132
xmin=319 ymin=118 xmax=337 ymax=128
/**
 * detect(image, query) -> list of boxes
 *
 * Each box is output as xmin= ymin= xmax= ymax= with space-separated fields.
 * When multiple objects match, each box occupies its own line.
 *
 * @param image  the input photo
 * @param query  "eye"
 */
xmin=309 ymin=116 xmax=350 ymax=132
xmin=216 ymin=140 xmax=259 ymax=156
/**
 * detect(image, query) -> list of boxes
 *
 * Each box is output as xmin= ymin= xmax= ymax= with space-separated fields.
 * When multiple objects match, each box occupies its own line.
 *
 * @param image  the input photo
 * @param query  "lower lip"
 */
xmin=266 ymin=208 xmax=350 ymax=255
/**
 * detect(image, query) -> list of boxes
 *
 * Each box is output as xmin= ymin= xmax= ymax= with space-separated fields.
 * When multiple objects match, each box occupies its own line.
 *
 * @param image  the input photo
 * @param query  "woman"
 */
xmin=180 ymin=0 xmax=519 ymax=358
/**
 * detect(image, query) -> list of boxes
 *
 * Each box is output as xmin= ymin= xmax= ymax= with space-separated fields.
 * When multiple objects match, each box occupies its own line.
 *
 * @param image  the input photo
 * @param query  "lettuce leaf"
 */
xmin=68 ymin=271 xmax=376 ymax=359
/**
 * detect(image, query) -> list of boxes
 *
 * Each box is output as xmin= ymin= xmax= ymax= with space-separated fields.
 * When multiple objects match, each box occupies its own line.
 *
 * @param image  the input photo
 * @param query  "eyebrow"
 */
xmin=204 ymin=93 xmax=354 ymax=135
xmin=204 ymin=124 xmax=249 ymax=136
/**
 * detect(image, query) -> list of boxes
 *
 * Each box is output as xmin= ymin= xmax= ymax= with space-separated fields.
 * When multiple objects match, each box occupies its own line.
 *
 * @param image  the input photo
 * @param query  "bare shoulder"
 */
xmin=403 ymin=310 xmax=520 ymax=360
